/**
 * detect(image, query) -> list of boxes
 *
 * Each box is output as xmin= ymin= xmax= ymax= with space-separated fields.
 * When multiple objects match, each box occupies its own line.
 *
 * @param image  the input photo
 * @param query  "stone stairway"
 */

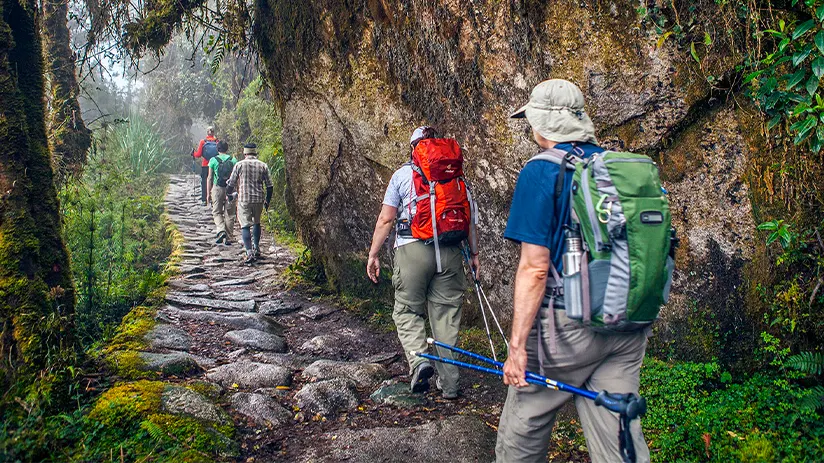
xmin=149 ymin=175 xmax=501 ymax=462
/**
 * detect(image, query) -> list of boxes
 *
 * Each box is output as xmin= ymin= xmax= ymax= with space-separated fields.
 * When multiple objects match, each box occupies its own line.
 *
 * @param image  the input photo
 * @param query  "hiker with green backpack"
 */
xmin=207 ymin=140 xmax=238 ymax=246
xmin=496 ymin=79 xmax=675 ymax=463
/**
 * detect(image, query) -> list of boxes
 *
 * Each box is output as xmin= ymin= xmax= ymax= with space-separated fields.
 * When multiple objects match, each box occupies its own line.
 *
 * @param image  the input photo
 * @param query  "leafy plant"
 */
xmin=749 ymin=3 xmax=824 ymax=152
xmin=786 ymin=351 xmax=824 ymax=375
xmin=757 ymin=219 xmax=796 ymax=248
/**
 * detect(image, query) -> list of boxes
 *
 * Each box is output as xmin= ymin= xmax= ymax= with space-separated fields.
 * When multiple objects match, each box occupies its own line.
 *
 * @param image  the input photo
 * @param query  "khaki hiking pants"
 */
xmin=237 ymin=202 xmax=264 ymax=229
xmin=496 ymin=306 xmax=650 ymax=463
xmin=211 ymin=186 xmax=236 ymax=240
xmin=392 ymin=241 xmax=466 ymax=394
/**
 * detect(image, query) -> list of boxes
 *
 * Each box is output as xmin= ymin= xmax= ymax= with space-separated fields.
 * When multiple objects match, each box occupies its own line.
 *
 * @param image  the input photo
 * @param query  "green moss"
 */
xmin=106 ymin=350 xmax=154 ymax=380
xmin=185 ymin=381 xmax=223 ymax=400
xmin=88 ymin=380 xmax=165 ymax=426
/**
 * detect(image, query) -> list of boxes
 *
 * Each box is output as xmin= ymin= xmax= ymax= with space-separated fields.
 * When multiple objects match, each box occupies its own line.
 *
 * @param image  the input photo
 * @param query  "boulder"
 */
xmin=300 ymin=305 xmax=341 ymax=320
xmin=294 ymin=378 xmax=358 ymax=416
xmin=229 ymin=392 xmax=292 ymax=427
xmin=302 ymin=360 xmax=389 ymax=389
xmin=224 ymin=329 xmax=286 ymax=352
xmin=161 ymin=386 xmax=229 ymax=424
xmin=206 ymin=361 xmax=292 ymax=389
xmin=370 ymin=382 xmax=424 ymax=408
xmin=139 ymin=351 xmax=202 ymax=376
xmin=144 ymin=324 xmax=192 ymax=351
xmin=258 ymin=299 xmax=302 ymax=316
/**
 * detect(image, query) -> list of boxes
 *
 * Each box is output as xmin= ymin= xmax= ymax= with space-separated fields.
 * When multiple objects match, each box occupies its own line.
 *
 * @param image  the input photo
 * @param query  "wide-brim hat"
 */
xmin=511 ymin=79 xmax=597 ymax=144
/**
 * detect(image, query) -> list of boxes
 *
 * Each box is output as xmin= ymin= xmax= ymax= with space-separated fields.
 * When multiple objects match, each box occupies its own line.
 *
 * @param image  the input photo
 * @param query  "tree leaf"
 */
xmin=780 ymin=19 xmax=786 ymax=32
xmin=743 ymin=70 xmax=764 ymax=84
xmin=768 ymin=115 xmax=783 ymax=130
xmin=787 ymin=69 xmax=807 ymax=89
xmin=690 ymin=42 xmax=700 ymax=63
xmin=704 ymin=32 xmax=712 ymax=46
xmin=817 ymin=31 xmax=824 ymax=54
xmin=793 ymin=48 xmax=812 ymax=67
xmin=814 ymin=57 xmax=824 ymax=79
xmin=779 ymin=37 xmax=791 ymax=52
xmin=794 ymin=124 xmax=816 ymax=145
xmin=793 ymin=19 xmax=816 ymax=40
xmin=812 ymin=133 xmax=823 ymax=153
xmin=817 ymin=4 xmax=824 ymax=22
xmin=807 ymin=75 xmax=820 ymax=95
xmin=656 ymin=31 xmax=673 ymax=49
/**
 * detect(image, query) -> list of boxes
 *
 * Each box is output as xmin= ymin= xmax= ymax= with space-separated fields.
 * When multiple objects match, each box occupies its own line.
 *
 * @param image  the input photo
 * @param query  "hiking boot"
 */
xmin=215 ymin=231 xmax=226 ymax=244
xmin=224 ymin=239 xmax=233 ymax=246
xmin=410 ymin=362 xmax=434 ymax=393
xmin=243 ymin=252 xmax=256 ymax=266
xmin=202 ymin=200 xmax=208 ymax=207
xmin=253 ymin=246 xmax=261 ymax=258
xmin=436 ymin=377 xmax=458 ymax=400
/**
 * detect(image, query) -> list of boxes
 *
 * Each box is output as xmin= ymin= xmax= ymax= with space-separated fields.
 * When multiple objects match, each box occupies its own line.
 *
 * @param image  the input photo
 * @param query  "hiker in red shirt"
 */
xmin=194 ymin=126 xmax=219 ymax=206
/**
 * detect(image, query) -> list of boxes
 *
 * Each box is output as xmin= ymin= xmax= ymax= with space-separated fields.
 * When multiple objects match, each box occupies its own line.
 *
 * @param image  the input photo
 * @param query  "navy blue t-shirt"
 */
xmin=504 ymin=142 xmax=603 ymax=273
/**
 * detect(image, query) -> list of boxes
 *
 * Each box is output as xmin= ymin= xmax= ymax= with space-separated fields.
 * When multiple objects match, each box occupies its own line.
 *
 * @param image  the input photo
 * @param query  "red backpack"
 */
xmin=408 ymin=138 xmax=476 ymax=271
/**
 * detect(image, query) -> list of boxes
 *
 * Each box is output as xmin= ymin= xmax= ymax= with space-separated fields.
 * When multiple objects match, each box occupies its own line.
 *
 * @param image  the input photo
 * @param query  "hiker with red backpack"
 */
xmin=207 ymin=140 xmax=238 ymax=246
xmin=194 ymin=126 xmax=219 ymax=206
xmin=367 ymin=126 xmax=479 ymax=399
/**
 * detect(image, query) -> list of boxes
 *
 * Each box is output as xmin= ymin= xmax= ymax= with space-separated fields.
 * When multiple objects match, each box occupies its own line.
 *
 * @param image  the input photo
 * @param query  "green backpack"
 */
xmin=530 ymin=149 xmax=676 ymax=332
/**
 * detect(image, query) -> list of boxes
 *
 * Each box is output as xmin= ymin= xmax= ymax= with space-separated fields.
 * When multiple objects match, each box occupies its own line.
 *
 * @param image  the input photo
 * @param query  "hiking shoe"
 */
xmin=436 ymin=377 xmax=459 ymax=400
xmin=202 ymin=201 xmax=208 ymax=207
xmin=410 ymin=362 xmax=435 ymax=393
xmin=215 ymin=231 xmax=226 ymax=244
xmin=224 ymin=239 xmax=233 ymax=246
xmin=243 ymin=253 xmax=256 ymax=266
xmin=253 ymin=247 xmax=261 ymax=258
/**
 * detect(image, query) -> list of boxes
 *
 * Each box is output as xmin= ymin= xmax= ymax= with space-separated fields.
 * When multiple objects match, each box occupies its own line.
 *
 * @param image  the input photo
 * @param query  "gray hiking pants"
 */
xmin=211 ymin=186 xmax=236 ymax=240
xmin=496 ymin=306 xmax=650 ymax=463
xmin=392 ymin=241 xmax=466 ymax=394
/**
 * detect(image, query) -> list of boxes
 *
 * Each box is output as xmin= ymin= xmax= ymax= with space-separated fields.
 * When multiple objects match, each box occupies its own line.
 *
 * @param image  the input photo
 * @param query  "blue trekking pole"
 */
xmin=413 ymin=339 xmax=646 ymax=463
xmin=461 ymin=245 xmax=508 ymax=360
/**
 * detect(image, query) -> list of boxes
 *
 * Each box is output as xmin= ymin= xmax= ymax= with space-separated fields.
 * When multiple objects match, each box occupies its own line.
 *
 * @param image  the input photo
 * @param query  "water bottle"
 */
xmin=562 ymin=224 xmax=584 ymax=319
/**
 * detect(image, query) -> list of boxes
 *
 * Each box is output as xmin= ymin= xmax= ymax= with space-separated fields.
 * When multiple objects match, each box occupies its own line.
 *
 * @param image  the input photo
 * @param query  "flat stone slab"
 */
xmin=370 ymin=382 xmax=425 ymax=408
xmin=160 ymin=308 xmax=284 ymax=335
xmin=218 ymin=290 xmax=269 ymax=301
xmin=252 ymin=353 xmax=314 ymax=370
xmin=297 ymin=415 xmax=496 ymax=463
xmin=206 ymin=361 xmax=292 ymax=389
xmin=180 ymin=266 xmax=207 ymax=275
xmin=224 ymin=329 xmax=286 ymax=352
xmin=166 ymin=293 xmax=255 ymax=312
xmin=294 ymin=379 xmax=359 ymax=416
xmin=212 ymin=277 xmax=257 ymax=287
xmin=161 ymin=385 xmax=229 ymax=424
xmin=230 ymin=392 xmax=292 ymax=427
xmin=302 ymin=360 xmax=389 ymax=389
xmin=169 ymin=282 xmax=210 ymax=292
xmin=139 ymin=351 xmax=202 ymax=376
xmin=144 ymin=324 xmax=192 ymax=351
xmin=301 ymin=305 xmax=341 ymax=320
xmin=299 ymin=328 xmax=362 ymax=356
xmin=258 ymin=300 xmax=302 ymax=316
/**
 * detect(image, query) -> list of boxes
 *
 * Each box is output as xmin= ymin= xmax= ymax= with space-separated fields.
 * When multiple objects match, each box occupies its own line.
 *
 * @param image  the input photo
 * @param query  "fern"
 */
xmin=140 ymin=419 xmax=166 ymax=442
xmin=799 ymin=385 xmax=824 ymax=413
xmin=786 ymin=351 xmax=824 ymax=375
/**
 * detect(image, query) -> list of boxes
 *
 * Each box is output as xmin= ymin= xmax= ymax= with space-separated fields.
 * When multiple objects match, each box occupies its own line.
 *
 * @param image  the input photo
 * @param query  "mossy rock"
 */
xmin=85 ymin=380 xmax=238 ymax=460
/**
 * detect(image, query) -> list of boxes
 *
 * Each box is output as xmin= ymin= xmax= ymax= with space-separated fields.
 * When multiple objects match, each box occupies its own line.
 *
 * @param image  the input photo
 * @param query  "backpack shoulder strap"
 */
xmin=527 ymin=148 xmax=585 ymax=199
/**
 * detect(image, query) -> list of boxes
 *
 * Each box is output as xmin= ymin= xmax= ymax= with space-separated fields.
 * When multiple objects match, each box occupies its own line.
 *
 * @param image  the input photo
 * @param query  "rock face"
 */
xmin=296 ymin=415 xmax=496 ymax=462
xmin=256 ymin=1 xmax=764 ymax=363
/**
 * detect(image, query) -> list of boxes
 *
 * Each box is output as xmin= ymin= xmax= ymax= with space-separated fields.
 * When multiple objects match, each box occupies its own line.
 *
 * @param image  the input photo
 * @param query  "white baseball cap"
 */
xmin=511 ymin=79 xmax=597 ymax=144
xmin=410 ymin=126 xmax=430 ymax=145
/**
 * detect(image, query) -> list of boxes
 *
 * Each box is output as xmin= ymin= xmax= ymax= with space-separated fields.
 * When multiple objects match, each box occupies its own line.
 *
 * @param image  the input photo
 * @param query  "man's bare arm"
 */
xmin=366 ymin=204 xmax=398 ymax=283
xmin=503 ymin=242 xmax=550 ymax=387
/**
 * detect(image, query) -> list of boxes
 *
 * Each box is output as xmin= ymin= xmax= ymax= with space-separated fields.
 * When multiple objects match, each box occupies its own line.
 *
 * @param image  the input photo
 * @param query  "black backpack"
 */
xmin=215 ymin=157 xmax=234 ymax=187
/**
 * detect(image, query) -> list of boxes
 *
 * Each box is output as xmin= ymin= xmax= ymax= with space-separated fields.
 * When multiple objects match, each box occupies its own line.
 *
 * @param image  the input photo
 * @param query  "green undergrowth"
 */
xmin=639 ymin=358 xmax=823 ymax=462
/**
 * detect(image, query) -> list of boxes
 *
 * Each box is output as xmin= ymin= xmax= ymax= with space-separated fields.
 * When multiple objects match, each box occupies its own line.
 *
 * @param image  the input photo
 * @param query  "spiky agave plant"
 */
xmin=107 ymin=115 xmax=174 ymax=177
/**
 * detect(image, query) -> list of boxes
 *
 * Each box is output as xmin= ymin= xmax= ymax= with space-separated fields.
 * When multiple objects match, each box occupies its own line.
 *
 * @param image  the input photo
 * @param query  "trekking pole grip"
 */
xmin=594 ymin=391 xmax=647 ymax=420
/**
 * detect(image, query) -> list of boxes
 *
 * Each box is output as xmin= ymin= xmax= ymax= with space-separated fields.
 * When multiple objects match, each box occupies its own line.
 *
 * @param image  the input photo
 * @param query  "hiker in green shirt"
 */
xmin=207 ymin=140 xmax=238 ymax=245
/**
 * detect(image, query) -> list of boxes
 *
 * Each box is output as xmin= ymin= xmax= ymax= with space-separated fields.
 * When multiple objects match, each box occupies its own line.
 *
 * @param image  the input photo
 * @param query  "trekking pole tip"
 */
xmin=426 ymin=337 xmax=435 ymax=344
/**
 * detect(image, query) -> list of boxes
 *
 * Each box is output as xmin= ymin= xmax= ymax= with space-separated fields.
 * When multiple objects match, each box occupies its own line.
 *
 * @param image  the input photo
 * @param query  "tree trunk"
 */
xmin=42 ymin=0 xmax=92 ymax=182
xmin=0 ymin=0 xmax=78 ymax=405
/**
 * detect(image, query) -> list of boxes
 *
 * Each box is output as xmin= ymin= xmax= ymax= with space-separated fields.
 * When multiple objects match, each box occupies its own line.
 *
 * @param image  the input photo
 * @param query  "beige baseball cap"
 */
xmin=510 ymin=79 xmax=597 ymax=144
